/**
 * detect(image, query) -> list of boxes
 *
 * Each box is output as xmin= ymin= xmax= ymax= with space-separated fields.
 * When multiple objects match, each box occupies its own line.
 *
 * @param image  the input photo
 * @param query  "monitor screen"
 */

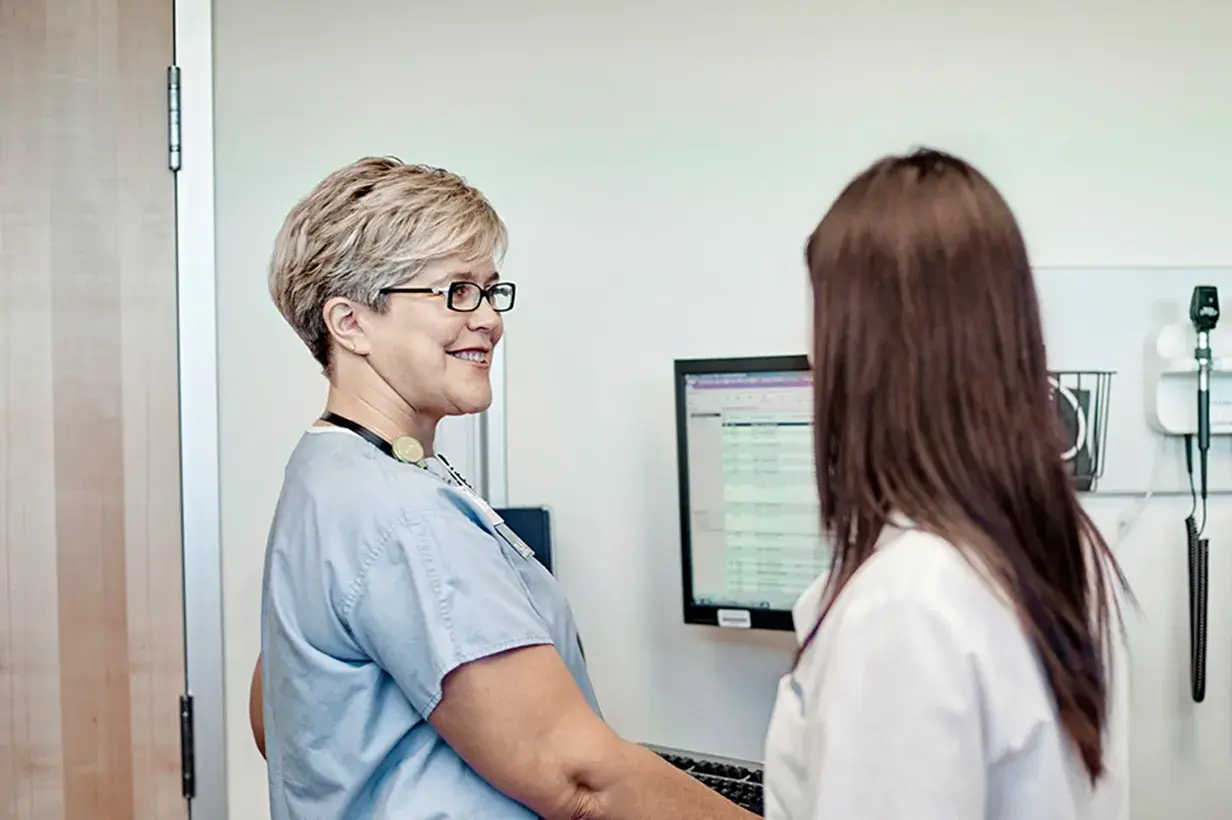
xmin=674 ymin=355 xmax=828 ymax=631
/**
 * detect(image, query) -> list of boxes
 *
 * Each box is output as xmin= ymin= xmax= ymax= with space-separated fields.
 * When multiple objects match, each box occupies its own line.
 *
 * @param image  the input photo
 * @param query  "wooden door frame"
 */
xmin=175 ymin=0 xmax=226 ymax=818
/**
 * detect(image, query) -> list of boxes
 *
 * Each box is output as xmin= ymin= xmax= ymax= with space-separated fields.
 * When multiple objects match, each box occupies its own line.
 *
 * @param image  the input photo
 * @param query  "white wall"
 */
xmin=213 ymin=2 xmax=1232 ymax=817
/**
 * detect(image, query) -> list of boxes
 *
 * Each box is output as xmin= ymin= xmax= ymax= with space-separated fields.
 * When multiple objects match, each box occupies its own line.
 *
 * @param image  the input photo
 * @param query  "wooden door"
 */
xmin=0 ymin=0 xmax=187 ymax=818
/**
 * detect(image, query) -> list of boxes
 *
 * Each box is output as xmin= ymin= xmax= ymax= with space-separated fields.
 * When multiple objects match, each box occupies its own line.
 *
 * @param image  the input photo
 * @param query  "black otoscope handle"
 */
xmin=1198 ymin=382 xmax=1211 ymax=454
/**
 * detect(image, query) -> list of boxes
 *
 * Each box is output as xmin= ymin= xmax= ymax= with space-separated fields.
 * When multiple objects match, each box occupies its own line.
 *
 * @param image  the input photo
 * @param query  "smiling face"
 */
xmin=325 ymin=254 xmax=504 ymax=423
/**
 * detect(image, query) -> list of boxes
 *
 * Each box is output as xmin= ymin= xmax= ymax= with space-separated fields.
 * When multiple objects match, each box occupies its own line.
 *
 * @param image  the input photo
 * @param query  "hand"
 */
xmin=249 ymin=654 xmax=266 ymax=759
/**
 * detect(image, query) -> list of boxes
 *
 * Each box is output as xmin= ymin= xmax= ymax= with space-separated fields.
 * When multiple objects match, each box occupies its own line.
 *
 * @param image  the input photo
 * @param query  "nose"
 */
xmin=466 ymin=297 xmax=501 ymax=334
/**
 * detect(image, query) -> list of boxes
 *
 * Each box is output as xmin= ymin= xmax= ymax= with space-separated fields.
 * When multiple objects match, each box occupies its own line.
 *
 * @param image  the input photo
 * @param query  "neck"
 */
xmin=323 ymin=382 xmax=438 ymax=455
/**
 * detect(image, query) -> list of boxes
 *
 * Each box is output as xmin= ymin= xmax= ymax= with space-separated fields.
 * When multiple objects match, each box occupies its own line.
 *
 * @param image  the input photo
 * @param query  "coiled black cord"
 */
xmin=1185 ymin=434 xmax=1208 ymax=703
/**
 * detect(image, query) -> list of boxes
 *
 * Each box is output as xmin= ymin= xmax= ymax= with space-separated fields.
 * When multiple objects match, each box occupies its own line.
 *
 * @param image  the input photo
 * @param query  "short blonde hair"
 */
xmin=269 ymin=156 xmax=508 ymax=368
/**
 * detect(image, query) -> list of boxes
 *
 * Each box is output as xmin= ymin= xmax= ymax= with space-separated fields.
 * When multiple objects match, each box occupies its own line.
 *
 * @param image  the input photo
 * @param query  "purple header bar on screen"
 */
xmin=687 ymin=373 xmax=811 ymax=389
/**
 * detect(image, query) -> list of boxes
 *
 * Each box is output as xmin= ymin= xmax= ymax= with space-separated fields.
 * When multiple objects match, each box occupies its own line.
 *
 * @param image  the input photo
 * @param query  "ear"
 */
xmin=322 ymin=296 xmax=373 ymax=357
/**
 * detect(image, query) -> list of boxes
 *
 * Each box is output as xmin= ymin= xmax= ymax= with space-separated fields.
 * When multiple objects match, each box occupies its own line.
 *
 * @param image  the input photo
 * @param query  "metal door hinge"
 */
xmin=167 ymin=66 xmax=182 ymax=172
xmin=179 ymin=694 xmax=196 ymax=799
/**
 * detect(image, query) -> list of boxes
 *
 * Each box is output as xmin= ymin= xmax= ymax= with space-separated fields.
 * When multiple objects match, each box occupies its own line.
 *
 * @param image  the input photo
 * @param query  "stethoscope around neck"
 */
xmin=321 ymin=410 xmax=539 ymax=564
xmin=321 ymin=411 xmax=426 ymax=464
xmin=320 ymin=411 xmax=475 ymax=491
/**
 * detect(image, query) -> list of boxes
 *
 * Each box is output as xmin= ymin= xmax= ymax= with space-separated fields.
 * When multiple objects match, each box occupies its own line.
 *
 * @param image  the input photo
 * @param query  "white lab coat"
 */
xmin=762 ymin=524 xmax=1128 ymax=820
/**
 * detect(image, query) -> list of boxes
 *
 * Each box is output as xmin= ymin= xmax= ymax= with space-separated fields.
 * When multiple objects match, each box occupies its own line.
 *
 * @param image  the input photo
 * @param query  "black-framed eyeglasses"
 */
xmin=381 ymin=281 xmax=517 ymax=313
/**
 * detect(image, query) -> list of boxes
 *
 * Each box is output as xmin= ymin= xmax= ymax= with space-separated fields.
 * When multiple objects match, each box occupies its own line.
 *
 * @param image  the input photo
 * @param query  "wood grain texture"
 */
xmin=0 ymin=0 xmax=185 ymax=818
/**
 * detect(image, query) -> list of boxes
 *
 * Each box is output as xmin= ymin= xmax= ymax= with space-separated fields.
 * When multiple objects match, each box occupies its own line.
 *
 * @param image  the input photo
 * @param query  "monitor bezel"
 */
xmin=674 ymin=354 xmax=815 ymax=633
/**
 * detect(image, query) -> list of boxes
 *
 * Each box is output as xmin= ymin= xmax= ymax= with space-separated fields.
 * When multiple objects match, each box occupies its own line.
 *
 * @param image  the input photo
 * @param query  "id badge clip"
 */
xmin=436 ymin=455 xmax=536 ymax=561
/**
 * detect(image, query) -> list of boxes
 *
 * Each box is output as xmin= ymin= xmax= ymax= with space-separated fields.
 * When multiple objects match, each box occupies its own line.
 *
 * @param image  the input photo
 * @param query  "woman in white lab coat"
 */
xmin=762 ymin=148 xmax=1129 ymax=820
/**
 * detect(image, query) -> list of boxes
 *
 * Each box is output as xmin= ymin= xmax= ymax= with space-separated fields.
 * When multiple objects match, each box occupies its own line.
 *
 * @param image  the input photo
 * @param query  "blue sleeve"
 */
xmin=343 ymin=509 xmax=554 ymax=717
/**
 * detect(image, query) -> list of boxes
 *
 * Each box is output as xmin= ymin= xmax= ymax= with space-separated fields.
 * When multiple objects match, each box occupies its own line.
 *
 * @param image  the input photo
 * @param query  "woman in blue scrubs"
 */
xmin=254 ymin=157 xmax=756 ymax=820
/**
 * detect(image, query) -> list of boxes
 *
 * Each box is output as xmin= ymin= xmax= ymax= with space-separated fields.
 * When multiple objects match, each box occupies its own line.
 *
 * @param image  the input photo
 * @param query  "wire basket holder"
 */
xmin=1048 ymin=370 xmax=1114 ymax=492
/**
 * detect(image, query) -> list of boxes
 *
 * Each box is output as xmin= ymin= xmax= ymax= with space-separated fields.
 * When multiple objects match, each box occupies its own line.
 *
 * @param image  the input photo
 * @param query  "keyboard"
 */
xmin=646 ymin=744 xmax=764 ymax=815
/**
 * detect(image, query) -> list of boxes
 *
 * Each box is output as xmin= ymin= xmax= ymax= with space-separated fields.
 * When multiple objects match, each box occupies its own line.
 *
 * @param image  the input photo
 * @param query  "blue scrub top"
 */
xmin=261 ymin=427 xmax=601 ymax=819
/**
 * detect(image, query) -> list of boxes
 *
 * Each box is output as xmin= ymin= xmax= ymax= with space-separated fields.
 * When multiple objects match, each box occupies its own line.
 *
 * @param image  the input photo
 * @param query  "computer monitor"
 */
xmin=674 ymin=355 xmax=828 ymax=631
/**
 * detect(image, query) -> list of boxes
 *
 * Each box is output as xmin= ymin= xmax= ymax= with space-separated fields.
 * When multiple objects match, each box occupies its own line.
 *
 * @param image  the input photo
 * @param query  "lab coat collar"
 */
xmin=790 ymin=514 xmax=915 ymax=645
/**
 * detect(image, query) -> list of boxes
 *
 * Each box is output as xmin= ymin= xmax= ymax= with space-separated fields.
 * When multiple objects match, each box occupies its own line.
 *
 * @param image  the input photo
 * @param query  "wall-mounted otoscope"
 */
xmin=1186 ymin=285 xmax=1218 ymax=703
xmin=1192 ymin=286 xmax=1219 ymax=501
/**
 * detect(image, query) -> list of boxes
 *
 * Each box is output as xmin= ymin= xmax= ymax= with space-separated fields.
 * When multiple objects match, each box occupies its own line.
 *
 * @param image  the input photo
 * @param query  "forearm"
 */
xmin=571 ymin=739 xmax=756 ymax=820
xmin=424 ymin=644 xmax=753 ymax=820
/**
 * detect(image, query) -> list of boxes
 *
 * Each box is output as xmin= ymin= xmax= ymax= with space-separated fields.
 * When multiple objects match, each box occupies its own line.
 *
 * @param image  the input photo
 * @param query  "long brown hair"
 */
xmin=800 ymin=148 xmax=1127 ymax=782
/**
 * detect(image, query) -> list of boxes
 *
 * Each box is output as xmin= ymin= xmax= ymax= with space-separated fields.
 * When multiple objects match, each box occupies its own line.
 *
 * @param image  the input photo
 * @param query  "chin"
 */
xmin=448 ymin=389 xmax=493 ymax=416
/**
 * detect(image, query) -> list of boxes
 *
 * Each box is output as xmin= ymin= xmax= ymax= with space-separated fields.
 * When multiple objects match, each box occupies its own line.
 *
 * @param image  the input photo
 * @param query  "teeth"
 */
xmin=451 ymin=350 xmax=487 ymax=363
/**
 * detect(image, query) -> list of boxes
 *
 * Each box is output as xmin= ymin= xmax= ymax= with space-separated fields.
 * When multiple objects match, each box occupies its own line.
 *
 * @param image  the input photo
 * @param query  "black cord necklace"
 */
xmin=320 ymin=411 xmax=425 ymax=465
